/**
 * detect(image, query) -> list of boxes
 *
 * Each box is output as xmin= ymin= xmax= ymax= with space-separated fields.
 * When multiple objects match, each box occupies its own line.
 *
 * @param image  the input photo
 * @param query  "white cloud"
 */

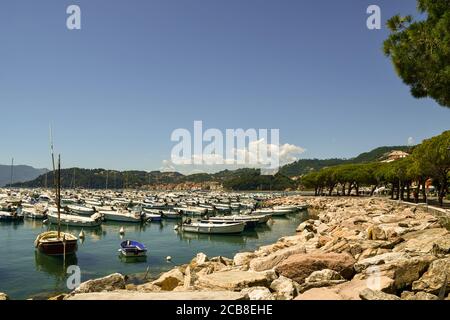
xmin=161 ymin=140 xmax=306 ymax=175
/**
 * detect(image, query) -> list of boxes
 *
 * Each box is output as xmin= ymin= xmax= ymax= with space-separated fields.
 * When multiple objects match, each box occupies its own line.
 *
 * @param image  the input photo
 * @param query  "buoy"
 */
xmin=79 ymin=230 xmax=85 ymax=239
xmin=173 ymin=225 xmax=179 ymax=231
xmin=166 ymin=256 xmax=172 ymax=262
xmin=119 ymin=226 xmax=125 ymax=235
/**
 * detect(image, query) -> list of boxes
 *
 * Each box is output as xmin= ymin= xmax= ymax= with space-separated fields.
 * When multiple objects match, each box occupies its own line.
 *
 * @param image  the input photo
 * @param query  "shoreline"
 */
xmin=3 ymin=196 xmax=450 ymax=300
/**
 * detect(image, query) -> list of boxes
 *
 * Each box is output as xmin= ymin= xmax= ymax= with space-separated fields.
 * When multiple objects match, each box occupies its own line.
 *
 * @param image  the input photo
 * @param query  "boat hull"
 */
xmin=182 ymin=222 xmax=245 ymax=234
xmin=37 ymin=239 xmax=78 ymax=256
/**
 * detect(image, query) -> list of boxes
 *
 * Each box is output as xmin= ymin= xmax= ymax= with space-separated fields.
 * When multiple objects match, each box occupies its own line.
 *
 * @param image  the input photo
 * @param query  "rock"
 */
xmin=73 ymin=273 xmax=126 ymax=293
xmin=275 ymin=252 xmax=356 ymax=284
xmin=359 ymin=288 xmax=400 ymax=300
xmin=0 ymin=293 xmax=9 ymax=300
xmin=295 ymin=287 xmax=344 ymax=300
xmin=196 ymin=270 xmax=272 ymax=291
xmin=393 ymin=228 xmax=450 ymax=254
xmin=412 ymin=257 xmax=450 ymax=294
xmin=305 ymin=269 xmax=343 ymax=283
xmin=240 ymin=287 xmax=275 ymax=300
xmin=183 ymin=265 xmax=197 ymax=289
xmin=66 ymin=290 xmax=248 ymax=300
xmin=249 ymin=244 xmax=305 ymax=272
xmin=211 ymin=256 xmax=233 ymax=266
xmin=125 ymin=284 xmax=137 ymax=291
xmin=48 ymin=294 xmax=66 ymax=300
xmin=296 ymin=221 xmax=316 ymax=233
xmin=356 ymin=255 xmax=435 ymax=291
xmin=297 ymin=280 xmax=347 ymax=293
xmin=367 ymin=225 xmax=387 ymax=240
xmin=152 ymin=268 xmax=185 ymax=291
xmin=233 ymin=252 xmax=256 ymax=267
xmin=401 ymin=291 xmax=439 ymax=300
xmin=136 ymin=283 xmax=161 ymax=292
xmin=270 ymin=275 xmax=301 ymax=300
xmin=354 ymin=252 xmax=409 ymax=273
xmin=195 ymin=252 xmax=208 ymax=266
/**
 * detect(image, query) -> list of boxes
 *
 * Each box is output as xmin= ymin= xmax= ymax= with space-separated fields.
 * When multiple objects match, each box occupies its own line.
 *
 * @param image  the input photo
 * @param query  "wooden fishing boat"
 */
xmin=35 ymin=231 xmax=78 ymax=256
xmin=34 ymin=152 xmax=78 ymax=256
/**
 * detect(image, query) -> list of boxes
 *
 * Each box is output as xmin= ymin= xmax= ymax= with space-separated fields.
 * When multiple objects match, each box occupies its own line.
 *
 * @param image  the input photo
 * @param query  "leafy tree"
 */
xmin=412 ymin=130 xmax=450 ymax=205
xmin=384 ymin=0 xmax=450 ymax=108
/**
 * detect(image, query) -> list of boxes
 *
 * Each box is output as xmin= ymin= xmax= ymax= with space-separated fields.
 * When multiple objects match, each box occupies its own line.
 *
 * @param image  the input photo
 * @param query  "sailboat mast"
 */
xmin=106 ymin=170 xmax=109 ymax=190
xmin=10 ymin=158 xmax=14 ymax=188
xmin=57 ymin=155 xmax=61 ymax=239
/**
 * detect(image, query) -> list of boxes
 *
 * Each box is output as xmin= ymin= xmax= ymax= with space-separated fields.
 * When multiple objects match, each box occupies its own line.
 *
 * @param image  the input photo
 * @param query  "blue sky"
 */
xmin=0 ymin=0 xmax=449 ymax=172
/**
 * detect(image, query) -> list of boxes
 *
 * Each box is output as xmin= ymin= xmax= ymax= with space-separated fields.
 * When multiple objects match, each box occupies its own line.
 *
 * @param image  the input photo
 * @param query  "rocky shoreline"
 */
xmin=4 ymin=196 xmax=449 ymax=301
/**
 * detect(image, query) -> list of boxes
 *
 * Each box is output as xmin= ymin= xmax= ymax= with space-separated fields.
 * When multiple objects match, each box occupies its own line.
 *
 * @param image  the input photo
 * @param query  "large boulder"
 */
xmin=0 ymin=293 xmax=9 ymax=300
xmin=354 ymin=252 xmax=409 ymax=273
xmin=412 ymin=257 xmax=450 ymax=294
xmin=196 ymin=270 xmax=272 ymax=291
xmin=73 ymin=273 xmax=126 ymax=293
xmin=249 ymin=244 xmax=305 ymax=272
xmin=240 ymin=287 xmax=275 ymax=300
xmin=275 ymin=252 xmax=356 ymax=284
xmin=270 ymin=276 xmax=301 ymax=300
xmin=195 ymin=252 xmax=209 ymax=266
xmin=354 ymin=255 xmax=435 ymax=291
xmin=152 ymin=268 xmax=185 ymax=291
xmin=393 ymin=228 xmax=450 ymax=254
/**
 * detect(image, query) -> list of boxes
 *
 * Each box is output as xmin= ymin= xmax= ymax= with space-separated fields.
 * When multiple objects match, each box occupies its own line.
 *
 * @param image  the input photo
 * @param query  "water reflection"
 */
xmin=34 ymin=251 xmax=78 ymax=279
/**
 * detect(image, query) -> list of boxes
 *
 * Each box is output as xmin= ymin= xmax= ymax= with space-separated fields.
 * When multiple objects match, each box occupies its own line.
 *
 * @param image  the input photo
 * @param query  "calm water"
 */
xmin=0 ymin=212 xmax=308 ymax=299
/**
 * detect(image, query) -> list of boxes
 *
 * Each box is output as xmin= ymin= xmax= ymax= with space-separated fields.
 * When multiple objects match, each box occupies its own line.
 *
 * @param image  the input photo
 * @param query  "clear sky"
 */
xmin=1 ymin=0 xmax=449 ymax=172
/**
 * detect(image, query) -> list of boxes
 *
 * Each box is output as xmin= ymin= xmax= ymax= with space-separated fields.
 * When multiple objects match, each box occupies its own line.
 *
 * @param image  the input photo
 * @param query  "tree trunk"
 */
xmin=390 ymin=183 xmax=394 ymax=199
xmin=370 ymin=185 xmax=377 ymax=196
xmin=406 ymin=183 xmax=411 ymax=201
xmin=421 ymin=180 xmax=427 ymax=202
xmin=341 ymin=183 xmax=346 ymax=196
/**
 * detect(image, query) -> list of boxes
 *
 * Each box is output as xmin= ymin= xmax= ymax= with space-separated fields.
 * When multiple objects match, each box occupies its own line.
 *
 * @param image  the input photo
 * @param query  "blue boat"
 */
xmin=119 ymin=240 xmax=147 ymax=257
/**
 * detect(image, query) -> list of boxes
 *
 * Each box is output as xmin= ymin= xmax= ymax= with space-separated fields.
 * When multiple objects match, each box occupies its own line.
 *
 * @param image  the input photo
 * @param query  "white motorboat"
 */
xmin=180 ymin=221 xmax=245 ymax=234
xmin=47 ymin=209 xmax=102 ymax=227
xmin=100 ymin=209 xmax=142 ymax=223
xmin=273 ymin=205 xmax=298 ymax=213
xmin=253 ymin=208 xmax=290 ymax=217
xmin=174 ymin=206 xmax=208 ymax=216
xmin=67 ymin=204 xmax=95 ymax=216
xmin=207 ymin=215 xmax=260 ymax=229
xmin=22 ymin=206 xmax=47 ymax=219
xmin=242 ymin=213 xmax=271 ymax=224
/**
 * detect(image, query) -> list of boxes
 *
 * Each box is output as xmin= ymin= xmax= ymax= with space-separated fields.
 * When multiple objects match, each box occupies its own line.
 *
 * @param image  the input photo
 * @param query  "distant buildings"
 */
xmin=381 ymin=150 xmax=410 ymax=163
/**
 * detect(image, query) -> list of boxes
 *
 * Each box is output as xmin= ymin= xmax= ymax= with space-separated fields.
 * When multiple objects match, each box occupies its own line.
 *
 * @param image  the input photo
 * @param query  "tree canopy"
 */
xmin=384 ymin=0 xmax=450 ymax=108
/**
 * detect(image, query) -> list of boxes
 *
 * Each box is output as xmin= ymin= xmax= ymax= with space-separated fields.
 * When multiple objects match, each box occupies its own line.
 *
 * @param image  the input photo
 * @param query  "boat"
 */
xmin=273 ymin=205 xmax=298 ymax=213
xmin=180 ymin=220 xmax=245 ymax=234
xmin=207 ymin=215 xmax=260 ymax=229
xmin=47 ymin=209 xmax=102 ymax=228
xmin=100 ymin=209 xmax=142 ymax=223
xmin=174 ymin=206 xmax=208 ymax=216
xmin=144 ymin=212 xmax=162 ymax=222
xmin=161 ymin=210 xmax=183 ymax=219
xmin=34 ymin=152 xmax=78 ymax=256
xmin=22 ymin=205 xmax=47 ymax=220
xmin=119 ymin=240 xmax=147 ymax=257
xmin=244 ymin=213 xmax=271 ymax=224
xmin=35 ymin=231 xmax=78 ymax=256
xmin=0 ymin=210 xmax=24 ymax=222
xmin=253 ymin=208 xmax=290 ymax=217
xmin=66 ymin=204 xmax=95 ymax=216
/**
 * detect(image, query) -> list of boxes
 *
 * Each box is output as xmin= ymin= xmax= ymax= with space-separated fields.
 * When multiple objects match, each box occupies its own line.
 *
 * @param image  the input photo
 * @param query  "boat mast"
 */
xmin=57 ymin=155 xmax=61 ymax=239
xmin=9 ymin=157 xmax=14 ymax=189
xmin=49 ymin=126 xmax=60 ymax=238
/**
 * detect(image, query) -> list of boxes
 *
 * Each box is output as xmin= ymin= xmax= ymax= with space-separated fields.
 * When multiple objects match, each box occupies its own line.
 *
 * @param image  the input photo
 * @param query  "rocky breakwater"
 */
xmin=61 ymin=197 xmax=450 ymax=300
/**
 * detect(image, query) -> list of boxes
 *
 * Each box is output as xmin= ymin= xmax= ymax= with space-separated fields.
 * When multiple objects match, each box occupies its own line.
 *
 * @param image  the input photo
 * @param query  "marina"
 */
xmin=0 ymin=188 xmax=308 ymax=300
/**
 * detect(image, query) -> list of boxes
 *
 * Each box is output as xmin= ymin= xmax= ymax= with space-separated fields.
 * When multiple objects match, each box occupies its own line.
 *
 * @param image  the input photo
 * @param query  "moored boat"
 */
xmin=100 ymin=209 xmax=142 ymax=223
xmin=119 ymin=240 xmax=147 ymax=257
xmin=35 ymin=231 xmax=78 ymax=255
xmin=180 ymin=221 xmax=245 ymax=234
xmin=47 ymin=209 xmax=102 ymax=228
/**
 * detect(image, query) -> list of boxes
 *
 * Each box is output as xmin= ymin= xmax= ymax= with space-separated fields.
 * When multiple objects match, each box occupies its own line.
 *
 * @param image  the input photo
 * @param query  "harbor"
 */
xmin=0 ymin=188 xmax=308 ymax=300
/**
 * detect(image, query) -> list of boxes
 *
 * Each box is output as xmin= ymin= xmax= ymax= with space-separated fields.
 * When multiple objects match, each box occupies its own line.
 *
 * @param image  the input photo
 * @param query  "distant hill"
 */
xmin=0 ymin=165 xmax=48 ymax=187
xmin=11 ymin=145 xmax=413 ymax=190
xmin=279 ymin=146 xmax=412 ymax=177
